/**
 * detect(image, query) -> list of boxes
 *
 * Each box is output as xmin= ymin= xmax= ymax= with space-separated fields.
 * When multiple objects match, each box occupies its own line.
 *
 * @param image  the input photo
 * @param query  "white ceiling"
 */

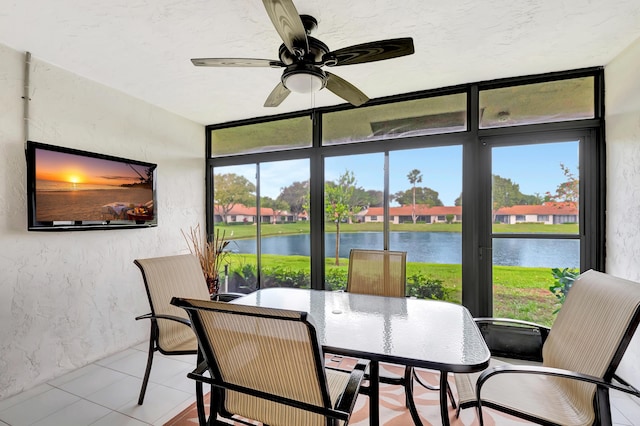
xmin=1 ymin=0 xmax=639 ymax=125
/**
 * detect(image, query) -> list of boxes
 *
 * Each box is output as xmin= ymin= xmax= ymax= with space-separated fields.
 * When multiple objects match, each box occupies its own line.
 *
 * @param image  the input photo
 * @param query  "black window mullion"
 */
xmin=310 ymin=111 xmax=325 ymax=290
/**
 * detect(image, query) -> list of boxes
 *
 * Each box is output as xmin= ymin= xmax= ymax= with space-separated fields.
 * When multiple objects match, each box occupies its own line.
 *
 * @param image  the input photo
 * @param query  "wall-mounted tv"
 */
xmin=26 ymin=141 xmax=157 ymax=231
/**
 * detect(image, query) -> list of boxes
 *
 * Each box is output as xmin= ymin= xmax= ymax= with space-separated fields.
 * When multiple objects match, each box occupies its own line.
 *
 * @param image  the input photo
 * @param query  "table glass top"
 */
xmin=231 ymin=288 xmax=490 ymax=372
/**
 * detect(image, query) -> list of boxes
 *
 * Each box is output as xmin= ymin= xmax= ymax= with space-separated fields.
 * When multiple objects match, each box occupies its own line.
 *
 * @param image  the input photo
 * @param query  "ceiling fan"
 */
xmin=191 ymin=0 xmax=415 ymax=107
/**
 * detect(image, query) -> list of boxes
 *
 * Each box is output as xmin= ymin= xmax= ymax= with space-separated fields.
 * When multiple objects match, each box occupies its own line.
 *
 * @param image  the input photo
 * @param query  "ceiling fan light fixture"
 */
xmin=282 ymin=64 xmax=326 ymax=93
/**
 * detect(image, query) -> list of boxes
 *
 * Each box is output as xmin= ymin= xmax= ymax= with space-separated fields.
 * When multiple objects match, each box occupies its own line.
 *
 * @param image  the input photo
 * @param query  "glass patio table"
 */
xmin=231 ymin=287 xmax=490 ymax=426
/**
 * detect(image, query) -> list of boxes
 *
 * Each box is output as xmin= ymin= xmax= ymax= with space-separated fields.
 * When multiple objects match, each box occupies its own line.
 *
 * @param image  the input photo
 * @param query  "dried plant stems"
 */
xmin=182 ymin=224 xmax=230 ymax=292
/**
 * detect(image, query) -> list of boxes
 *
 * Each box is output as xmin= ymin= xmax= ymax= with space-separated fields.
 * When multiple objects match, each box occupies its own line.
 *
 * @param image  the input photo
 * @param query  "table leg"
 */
xmin=439 ymin=371 xmax=450 ymax=426
xmin=369 ymin=360 xmax=380 ymax=426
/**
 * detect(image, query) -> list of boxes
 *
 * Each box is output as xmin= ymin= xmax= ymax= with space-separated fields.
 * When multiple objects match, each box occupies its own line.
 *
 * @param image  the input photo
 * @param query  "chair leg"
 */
xmin=413 ymin=368 xmax=457 ymax=409
xmin=195 ymin=381 xmax=206 ymax=425
xmin=447 ymin=383 xmax=457 ymax=409
xmin=404 ymin=366 xmax=424 ymax=426
xmin=138 ymin=324 xmax=158 ymax=405
xmin=195 ymin=351 xmax=207 ymax=426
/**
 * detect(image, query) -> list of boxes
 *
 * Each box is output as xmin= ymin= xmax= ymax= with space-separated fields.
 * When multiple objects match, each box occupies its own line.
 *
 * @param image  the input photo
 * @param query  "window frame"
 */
xmin=206 ymin=67 xmax=605 ymax=317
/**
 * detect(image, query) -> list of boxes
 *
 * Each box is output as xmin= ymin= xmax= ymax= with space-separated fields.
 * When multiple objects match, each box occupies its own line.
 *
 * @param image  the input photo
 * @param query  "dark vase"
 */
xmin=206 ymin=276 xmax=220 ymax=295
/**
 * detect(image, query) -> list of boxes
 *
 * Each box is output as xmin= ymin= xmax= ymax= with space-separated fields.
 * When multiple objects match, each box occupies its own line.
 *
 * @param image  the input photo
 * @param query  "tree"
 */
xmin=407 ymin=169 xmax=423 ymax=224
xmin=491 ymin=174 xmax=543 ymax=222
xmin=277 ymin=180 xmax=309 ymax=217
xmin=454 ymin=192 xmax=462 ymax=206
xmin=213 ymin=173 xmax=255 ymax=223
xmin=546 ymin=163 xmax=579 ymax=204
xmin=260 ymin=196 xmax=289 ymax=224
xmin=492 ymin=175 xmax=541 ymax=208
xmin=325 ymin=170 xmax=361 ymax=265
xmin=392 ymin=187 xmax=443 ymax=207
xmin=351 ymin=186 xmax=377 ymax=213
xmin=364 ymin=189 xmax=384 ymax=207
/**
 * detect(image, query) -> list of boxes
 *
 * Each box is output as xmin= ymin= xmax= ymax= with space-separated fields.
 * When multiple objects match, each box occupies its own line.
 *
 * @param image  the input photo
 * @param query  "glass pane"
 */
xmin=324 ymin=154 xmax=384 ymax=290
xmin=210 ymin=115 xmax=312 ymax=157
xmin=258 ymin=159 xmax=311 ymax=288
xmin=491 ymin=141 xmax=580 ymax=325
xmin=480 ymin=76 xmax=594 ymax=128
xmin=322 ymin=93 xmax=467 ymax=145
xmin=492 ymin=142 xmax=579 ymax=234
xmin=389 ymin=146 xmax=462 ymax=304
xmin=212 ymin=164 xmax=257 ymax=293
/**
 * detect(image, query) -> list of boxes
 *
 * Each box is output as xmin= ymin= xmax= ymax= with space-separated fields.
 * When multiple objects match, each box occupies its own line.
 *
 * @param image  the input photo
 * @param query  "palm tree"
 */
xmin=407 ymin=169 xmax=423 ymax=224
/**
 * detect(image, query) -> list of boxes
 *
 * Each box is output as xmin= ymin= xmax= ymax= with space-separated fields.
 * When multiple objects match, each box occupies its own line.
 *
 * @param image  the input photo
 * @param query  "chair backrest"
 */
xmin=135 ymin=254 xmax=210 ymax=352
xmin=542 ymin=269 xmax=640 ymax=415
xmin=172 ymin=297 xmax=335 ymax=426
xmin=347 ymin=249 xmax=407 ymax=297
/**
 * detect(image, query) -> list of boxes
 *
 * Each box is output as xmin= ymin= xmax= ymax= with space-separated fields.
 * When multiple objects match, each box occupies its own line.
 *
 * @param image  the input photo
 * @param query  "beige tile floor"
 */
xmin=1 ymin=342 xmax=639 ymax=425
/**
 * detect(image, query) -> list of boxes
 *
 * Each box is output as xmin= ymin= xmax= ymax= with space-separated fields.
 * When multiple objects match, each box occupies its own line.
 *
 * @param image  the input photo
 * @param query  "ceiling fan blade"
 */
xmin=264 ymin=82 xmax=291 ymax=107
xmin=326 ymin=37 xmax=415 ymax=66
xmin=191 ymin=58 xmax=284 ymax=68
xmin=262 ymin=0 xmax=308 ymax=55
xmin=325 ymin=72 xmax=369 ymax=107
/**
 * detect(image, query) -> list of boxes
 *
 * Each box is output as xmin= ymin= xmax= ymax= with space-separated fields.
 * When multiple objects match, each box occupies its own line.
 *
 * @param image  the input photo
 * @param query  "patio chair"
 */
xmin=171 ymin=297 xmax=369 ymax=426
xmin=134 ymin=254 xmax=241 ymax=409
xmin=346 ymin=248 xmax=454 ymax=425
xmin=454 ymin=269 xmax=640 ymax=426
xmin=347 ymin=248 xmax=407 ymax=297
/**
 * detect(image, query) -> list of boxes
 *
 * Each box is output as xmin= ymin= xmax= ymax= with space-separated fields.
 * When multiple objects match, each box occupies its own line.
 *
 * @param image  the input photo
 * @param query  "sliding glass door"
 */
xmin=488 ymin=138 xmax=581 ymax=325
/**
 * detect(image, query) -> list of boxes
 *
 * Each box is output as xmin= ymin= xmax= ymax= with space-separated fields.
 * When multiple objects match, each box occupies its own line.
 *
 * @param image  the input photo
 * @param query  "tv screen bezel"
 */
xmin=26 ymin=141 xmax=158 ymax=231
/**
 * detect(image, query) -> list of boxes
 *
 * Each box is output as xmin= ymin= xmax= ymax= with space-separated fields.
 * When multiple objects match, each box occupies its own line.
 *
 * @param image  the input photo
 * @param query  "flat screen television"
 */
xmin=26 ymin=141 xmax=158 ymax=231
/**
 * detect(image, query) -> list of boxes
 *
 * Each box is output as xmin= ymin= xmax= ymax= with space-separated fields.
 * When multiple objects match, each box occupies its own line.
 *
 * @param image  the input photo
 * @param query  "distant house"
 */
xmin=361 ymin=202 xmax=578 ymax=225
xmin=494 ymin=202 xmax=578 ymax=224
xmin=213 ymin=204 xmax=297 ymax=224
xmin=362 ymin=205 xmax=462 ymax=224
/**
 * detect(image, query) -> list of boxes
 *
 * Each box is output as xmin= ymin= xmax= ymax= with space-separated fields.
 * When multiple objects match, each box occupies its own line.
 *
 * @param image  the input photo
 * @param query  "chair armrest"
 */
xmin=477 ymin=364 xmax=640 ymax=400
xmin=135 ymin=313 xmax=191 ymax=327
xmin=187 ymin=367 xmax=353 ymax=421
xmin=334 ymin=359 xmax=369 ymax=414
xmin=475 ymin=317 xmax=551 ymax=331
xmin=474 ymin=317 xmax=550 ymax=362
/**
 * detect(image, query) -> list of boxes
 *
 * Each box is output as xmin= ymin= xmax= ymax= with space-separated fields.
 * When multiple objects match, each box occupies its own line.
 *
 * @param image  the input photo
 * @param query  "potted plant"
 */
xmin=182 ymin=224 xmax=230 ymax=295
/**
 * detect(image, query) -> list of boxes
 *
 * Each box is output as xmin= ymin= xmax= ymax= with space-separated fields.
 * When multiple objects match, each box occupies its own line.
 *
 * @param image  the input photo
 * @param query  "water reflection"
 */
xmin=233 ymin=232 xmax=579 ymax=268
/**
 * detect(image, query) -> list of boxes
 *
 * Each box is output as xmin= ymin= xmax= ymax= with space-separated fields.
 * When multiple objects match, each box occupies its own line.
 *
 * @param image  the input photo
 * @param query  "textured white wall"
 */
xmin=605 ymin=36 xmax=640 ymax=389
xmin=0 ymin=43 xmax=205 ymax=399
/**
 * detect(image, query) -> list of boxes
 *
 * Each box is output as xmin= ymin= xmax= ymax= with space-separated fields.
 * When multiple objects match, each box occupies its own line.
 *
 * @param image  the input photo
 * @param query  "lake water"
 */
xmin=230 ymin=232 xmax=580 ymax=268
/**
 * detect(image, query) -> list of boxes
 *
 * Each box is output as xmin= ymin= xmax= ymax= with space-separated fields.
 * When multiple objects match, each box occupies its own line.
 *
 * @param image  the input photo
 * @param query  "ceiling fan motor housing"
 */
xmin=278 ymin=36 xmax=330 ymax=65
xmin=279 ymin=34 xmax=331 ymax=93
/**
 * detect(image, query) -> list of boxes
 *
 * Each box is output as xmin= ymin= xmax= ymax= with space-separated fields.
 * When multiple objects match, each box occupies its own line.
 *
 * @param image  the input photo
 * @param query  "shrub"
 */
xmin=406 ymin=272 xmax=448 ymax=300
xmin=549 ymin=267 xmax=578 ymax=313
xmin=325 ymin=268 xmax=348 ymax=291
xmin=262 ymin=265 xmax=310 ymax=288
xmin=229 ymin=264 xmax=258 ymax=292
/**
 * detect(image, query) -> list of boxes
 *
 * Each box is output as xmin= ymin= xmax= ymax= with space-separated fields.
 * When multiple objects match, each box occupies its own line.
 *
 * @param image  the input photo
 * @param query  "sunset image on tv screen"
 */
xmin=34 ymin=148 xmax=155 ymax=222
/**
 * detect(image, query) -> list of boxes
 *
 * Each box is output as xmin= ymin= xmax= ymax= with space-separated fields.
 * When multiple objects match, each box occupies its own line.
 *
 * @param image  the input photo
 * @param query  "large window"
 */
xmin=206 ymin=68 xmax=604 ymax=322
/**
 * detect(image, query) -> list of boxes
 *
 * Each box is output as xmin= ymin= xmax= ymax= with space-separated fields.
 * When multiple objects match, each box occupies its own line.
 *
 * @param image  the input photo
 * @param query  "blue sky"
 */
xmin=220 ymin=140 xmax=579 ymax=206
